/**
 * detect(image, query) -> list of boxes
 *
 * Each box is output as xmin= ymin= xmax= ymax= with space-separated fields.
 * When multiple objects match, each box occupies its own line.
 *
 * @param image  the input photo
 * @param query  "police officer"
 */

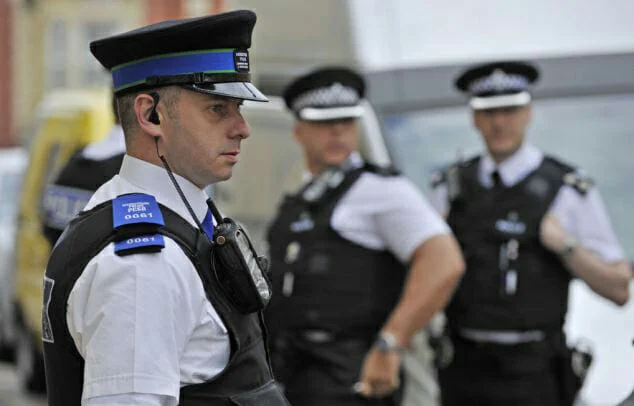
xmin=42 ymin=91 xmax=125 ymax=246
xmin=432 ymin=61 xmax=633 ymax=406
xmin=265 ymin=67 xmax=465 ymax=405
xmin=42 ymin=11 xmax=290 ymax=406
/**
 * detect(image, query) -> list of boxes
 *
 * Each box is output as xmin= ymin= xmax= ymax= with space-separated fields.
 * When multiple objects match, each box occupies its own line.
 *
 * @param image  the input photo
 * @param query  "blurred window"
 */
xmin=81 ymin=21 xmax=119 ymax=86
xmin=382 ymin=93 xmax=634 ymax=256
xmin=45 ymin=19 xmax=120 ymax=89
xmin=46 ymin=20 xmax=68 ymax=89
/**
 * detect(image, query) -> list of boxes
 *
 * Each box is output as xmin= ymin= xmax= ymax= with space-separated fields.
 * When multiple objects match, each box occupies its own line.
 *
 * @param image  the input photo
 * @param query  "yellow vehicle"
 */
xmin=12 ymin=88 xmax=113 ymax=392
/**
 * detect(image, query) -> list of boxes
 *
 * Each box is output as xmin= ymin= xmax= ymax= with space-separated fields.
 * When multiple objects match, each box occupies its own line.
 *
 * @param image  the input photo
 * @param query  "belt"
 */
xmin=458 ymin=328 xmax=545 ymax=345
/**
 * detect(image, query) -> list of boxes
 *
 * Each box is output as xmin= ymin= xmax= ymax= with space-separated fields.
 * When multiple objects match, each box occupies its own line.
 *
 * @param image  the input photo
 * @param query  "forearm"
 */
xmin=381 ymin=234 xmax=465 ymax=347
xmin=563 ymin=247 xmax=631 ymax=306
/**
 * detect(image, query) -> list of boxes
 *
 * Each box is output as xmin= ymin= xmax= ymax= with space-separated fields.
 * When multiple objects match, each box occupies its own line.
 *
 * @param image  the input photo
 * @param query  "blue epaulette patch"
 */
xmin=112 ymin=194 xmax=166 ymax=256
xmin=114 ymin=234 xmax=165 ymax=256
xmin=112 ymin=193 xmax=165 ymax=229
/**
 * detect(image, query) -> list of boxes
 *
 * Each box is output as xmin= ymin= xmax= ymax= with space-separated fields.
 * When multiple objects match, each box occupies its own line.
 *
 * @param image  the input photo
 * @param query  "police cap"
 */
xmin=90 ymin=10 xmax=267 ymax=102
xmin=283 ymin=67 xmax=366 ymax=121
xmin=455 ymin=61 xmax=539 ymax=110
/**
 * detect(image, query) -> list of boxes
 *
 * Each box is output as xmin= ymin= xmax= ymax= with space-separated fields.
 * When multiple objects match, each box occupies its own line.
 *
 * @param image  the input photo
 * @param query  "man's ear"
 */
xmin=134 ymin=93 xmax=162 ymax=138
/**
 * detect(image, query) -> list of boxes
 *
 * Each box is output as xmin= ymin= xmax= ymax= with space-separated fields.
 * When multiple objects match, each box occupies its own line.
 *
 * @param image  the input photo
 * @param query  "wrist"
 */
xmin=557 ymin=235 xmax=578 ymax=259
xmin=374 ymin=331 xmax=406 ymax=354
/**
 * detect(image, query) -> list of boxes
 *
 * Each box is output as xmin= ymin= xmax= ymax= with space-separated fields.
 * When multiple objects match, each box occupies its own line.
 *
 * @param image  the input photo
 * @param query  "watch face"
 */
xmin=375 ymin=336 xmax=390 ymax=351
xmin=375 ymin=333 xmax=400 ymax=352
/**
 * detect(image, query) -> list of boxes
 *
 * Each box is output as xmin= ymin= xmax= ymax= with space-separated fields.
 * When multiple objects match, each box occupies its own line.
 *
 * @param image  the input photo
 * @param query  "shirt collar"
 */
xmin=119 ymin=155 xmax=209 ymax=225
xmin=479 ymin=142 xmax=544 ymax=188
xmin=301 ymin=151 xmax=364 ymax=183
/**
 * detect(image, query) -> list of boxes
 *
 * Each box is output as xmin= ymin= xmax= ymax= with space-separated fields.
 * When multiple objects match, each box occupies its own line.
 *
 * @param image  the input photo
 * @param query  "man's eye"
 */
xmin=210 ymin=104 xmax=228 ymax=115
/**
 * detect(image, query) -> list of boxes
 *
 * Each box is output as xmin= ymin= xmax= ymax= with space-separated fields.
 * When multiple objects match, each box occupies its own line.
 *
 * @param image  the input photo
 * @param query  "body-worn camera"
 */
xmin=208 ymin=200 xmax=272 ymax=314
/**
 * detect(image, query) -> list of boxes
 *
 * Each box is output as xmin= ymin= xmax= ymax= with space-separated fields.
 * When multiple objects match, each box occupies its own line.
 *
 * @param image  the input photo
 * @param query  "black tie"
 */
xmin=491 ymin=170 xmax=502 ymax=189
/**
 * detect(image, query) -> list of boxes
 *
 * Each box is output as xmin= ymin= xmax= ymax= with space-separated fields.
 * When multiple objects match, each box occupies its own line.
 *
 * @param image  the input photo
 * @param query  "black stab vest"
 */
xmin=43 ymin=198 xmax=289 ymax=406
xmin=446 ymin=156 xmax=574 ymax=332
xmin=265 ymin=165 xmax=407 ymax=338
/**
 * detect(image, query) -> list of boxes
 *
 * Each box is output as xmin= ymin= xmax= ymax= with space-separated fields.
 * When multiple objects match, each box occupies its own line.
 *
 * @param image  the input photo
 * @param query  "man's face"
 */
xmin=294 ymin=118 xmax=359 ymax=173
xmin=473 ymin=105 xmax=531 ymax=162
xmin=161 ymin=89 xmax=250 ymax=187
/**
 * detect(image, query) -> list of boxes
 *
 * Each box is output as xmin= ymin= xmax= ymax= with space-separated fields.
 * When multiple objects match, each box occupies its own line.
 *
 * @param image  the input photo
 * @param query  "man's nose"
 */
xmin=330 ymin=122 xmax=348 ymax=136
xmin=234 ymin=114 xmax=250 ymax=139
xmin=490 ymin=111 xmax=507 ymax=127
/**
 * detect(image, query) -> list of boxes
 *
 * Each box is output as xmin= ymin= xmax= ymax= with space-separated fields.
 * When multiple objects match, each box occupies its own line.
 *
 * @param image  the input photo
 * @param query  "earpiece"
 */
xmin=148 ymin=92 xmax=161 ymax=125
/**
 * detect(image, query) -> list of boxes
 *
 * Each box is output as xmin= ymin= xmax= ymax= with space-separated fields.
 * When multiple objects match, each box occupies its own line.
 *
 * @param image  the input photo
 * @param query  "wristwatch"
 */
xmin=559 ymin=235 xmax=578 ymax=258
xmin=374 ymin=332 xmax=404 ymax=354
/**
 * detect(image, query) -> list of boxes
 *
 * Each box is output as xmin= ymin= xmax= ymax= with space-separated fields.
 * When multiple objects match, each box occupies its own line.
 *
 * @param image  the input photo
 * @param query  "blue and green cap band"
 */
xmin=111 ymin=48 xmax=249 ymax=92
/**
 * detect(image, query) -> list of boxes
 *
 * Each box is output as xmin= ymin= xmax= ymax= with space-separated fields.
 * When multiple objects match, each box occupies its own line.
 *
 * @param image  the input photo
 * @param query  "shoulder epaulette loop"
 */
xmin=363 ymin=162 xmax=400 ymax=177
xmin=430 ymin=171 xmax=447 ymax=189
xmin=563 ymin=171 xmax=594 ymax=196
xmin=111 ymin=193 xmax=167 ymax=256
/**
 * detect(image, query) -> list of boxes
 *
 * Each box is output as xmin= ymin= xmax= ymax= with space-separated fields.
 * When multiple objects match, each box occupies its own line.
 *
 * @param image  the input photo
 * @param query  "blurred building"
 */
xmin=0 ymin=0 xmax=227 ymax=147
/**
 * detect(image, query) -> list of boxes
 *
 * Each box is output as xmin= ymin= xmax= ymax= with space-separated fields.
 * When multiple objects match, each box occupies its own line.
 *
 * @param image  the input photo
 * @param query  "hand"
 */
xmin=355 ymin=347 xmax=401 ymax=398
xmin=539 ymin=213 xmax=570 ymax=254
xmin=615 ymin=260 xmax=634 ymax=281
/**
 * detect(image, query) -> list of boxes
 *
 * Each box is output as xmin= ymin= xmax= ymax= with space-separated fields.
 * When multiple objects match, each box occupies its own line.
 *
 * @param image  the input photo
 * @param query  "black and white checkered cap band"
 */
xmin=292 ymin=82 xmax=360 ymax=112
xmin=469 ymin=69 xmax=529 ymax=94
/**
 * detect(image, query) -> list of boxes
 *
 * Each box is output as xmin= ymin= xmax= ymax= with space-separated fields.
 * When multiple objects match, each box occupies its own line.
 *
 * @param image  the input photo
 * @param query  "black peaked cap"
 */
xmin=455 ymin=61 xmax=539 ymax=93
xmin=283 ymin=67 xmax=366 ymax=111
xmin=90 ymin=10 xmax=255 ymax=70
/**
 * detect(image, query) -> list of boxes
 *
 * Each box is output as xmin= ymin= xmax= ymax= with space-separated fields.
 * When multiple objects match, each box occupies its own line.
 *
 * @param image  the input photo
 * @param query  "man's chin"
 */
xmin=325 ymin=154 xmax=352 ymax=167
xmin=208 ymin=169 xmax=233 ymax=184
xmin=217 ymin=171 xmax=232 ymax=182
xmin=490 ymin=144 xmax=521 ymax=160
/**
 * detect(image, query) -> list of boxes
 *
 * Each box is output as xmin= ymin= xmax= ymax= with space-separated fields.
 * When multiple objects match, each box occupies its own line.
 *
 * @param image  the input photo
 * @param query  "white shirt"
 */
xmin=66 ymin=155 xmax=230 ymax=406
xmin=307 ymin=152 xmax=451 ymax=264
xmin=432 ymin=142 xmax=625 ymax=262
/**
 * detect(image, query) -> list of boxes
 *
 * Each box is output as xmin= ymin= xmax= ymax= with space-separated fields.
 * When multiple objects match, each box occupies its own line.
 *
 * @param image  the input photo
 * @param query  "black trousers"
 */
xmin=438 ymin=334 xmax=562 ymax=406
xmin=271 ymin=332 xmax=400 ymax=406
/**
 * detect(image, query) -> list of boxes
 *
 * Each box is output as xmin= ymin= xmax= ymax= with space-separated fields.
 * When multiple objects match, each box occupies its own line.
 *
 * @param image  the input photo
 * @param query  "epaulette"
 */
xmin=430 ymin=156 xmax=479 ymax=190
xmin=563 ymin=171 xmax=594 ymax=196
xmin=430 ymin=170 xmax=447 ymax=189
xmin=111 ymin=193 xmax=166 ymax=256
xmin=364 ymin=162 xmax=400 ymax=177
xmin=544 ymin=155 xmax=595 ymax=196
